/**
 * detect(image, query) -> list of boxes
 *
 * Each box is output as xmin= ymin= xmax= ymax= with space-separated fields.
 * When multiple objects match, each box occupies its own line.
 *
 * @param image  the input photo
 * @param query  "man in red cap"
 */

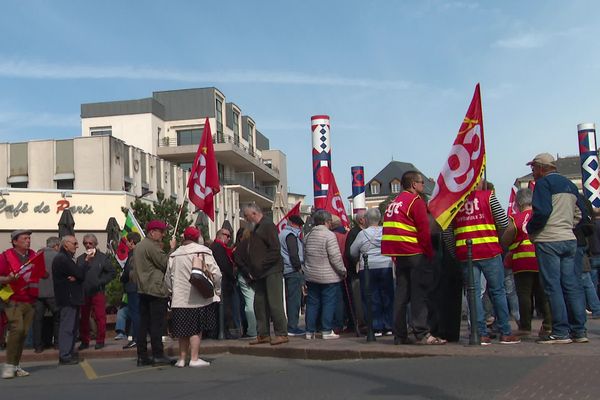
xmin=133 ymin=220 xmax=176 ymax=366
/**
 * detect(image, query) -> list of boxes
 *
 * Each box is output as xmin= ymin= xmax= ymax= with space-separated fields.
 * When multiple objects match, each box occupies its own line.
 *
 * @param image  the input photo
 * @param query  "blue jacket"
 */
xmin=527 ymin=172 xmax=584 ymax=242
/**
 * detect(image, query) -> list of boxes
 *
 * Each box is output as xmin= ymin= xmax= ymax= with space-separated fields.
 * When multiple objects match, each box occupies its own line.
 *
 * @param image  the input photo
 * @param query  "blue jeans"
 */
xmin=127 ymin=292 xmax=140 ymax=341
xmin=359 ymin=268 xmax=394 ymax=331
xmin=504 ymin=268 xmax=520 ymax=323
xmin=581 ymin=272 xmax=600 ymax=315
xmin=237 ymin=274 xmax=257 ymax=337
xmin=305 ymin=281 xmax=340 ymax=333
xmin=284 ymin=271 xmax=304 ymax=331
xmin=589 ymin=255 xmax=600 ymax=297
xmin=115 ymin=305 xmax=129 ymax=334
xmin=536 ymin=240 xmax=586 ymax=338
xmin=461 ymin=255 xmax=512 ymax=336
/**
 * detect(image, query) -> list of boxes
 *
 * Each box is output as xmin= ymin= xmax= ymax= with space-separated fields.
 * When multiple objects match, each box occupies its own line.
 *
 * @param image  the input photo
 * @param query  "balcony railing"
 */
xmin=158 ymin=133 xmax=279 ymax=175
xmin=222 ymin=173 xmax=276 ymax=200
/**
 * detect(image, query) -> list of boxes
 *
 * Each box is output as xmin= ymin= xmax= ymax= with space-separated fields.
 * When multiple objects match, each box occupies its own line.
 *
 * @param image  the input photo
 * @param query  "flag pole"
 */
xmin=172 ymin=201 xmax=186 ymax=240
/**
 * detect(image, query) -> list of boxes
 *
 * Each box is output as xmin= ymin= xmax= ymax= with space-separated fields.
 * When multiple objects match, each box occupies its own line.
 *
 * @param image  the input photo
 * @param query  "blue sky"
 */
xmin=1 ymin=0 xmax=599 ymax=208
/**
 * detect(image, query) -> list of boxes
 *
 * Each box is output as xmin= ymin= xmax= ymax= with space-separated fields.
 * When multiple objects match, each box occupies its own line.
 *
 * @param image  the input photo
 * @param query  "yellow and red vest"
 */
xmin=453 ymin=190 xmax=502 ymax=262
xmin=2 ymin=248 xmax=38 ymax=303
xmin=382 ymin=191 xmax=423 ymax=256
xmin=508 ymin=210 xmax=538 ymax=273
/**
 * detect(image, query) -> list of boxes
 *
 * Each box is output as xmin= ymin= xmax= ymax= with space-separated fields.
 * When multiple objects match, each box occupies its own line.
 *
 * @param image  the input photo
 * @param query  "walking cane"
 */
xmin=363 ymin=254 xmax=376 ymax=342
xmin=466 ymin=239 xmax=480 ymax=345
xmin=342 ymin=277 xmax=361 ymax=337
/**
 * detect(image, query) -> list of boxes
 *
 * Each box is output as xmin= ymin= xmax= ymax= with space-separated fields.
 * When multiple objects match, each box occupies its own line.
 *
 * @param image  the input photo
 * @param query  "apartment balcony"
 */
xmin=222 ymin=172 xmax=276 ymax=209
xmin=157 ymin=132 xmax=279 ymax=183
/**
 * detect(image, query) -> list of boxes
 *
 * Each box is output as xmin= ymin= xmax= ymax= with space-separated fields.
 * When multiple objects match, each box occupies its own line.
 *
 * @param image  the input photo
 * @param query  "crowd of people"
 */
xmin=2 ymin=152 xmax=600 ymax=378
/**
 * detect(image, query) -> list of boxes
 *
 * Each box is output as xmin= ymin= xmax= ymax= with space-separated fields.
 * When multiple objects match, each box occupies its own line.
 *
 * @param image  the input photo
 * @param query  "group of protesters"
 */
xmin=2 ymin=151 xmax=600 ymax=377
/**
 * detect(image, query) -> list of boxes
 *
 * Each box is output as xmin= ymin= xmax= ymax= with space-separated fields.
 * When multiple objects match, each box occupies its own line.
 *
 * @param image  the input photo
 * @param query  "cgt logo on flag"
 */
xmin=188 ymin=118 xmax=220 ymax=220
xmin=192 ymin=146 xmax=213 ymax=200
xmin=429 ymin=84 xmax=486 ymax=230
xmin=325 ymin=170 xmax=350 ymax=229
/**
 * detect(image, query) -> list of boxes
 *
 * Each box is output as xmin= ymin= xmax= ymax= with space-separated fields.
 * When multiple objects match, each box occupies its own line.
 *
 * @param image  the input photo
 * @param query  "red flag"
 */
xmin=277 ymin=201 xmax=302 ymax=233
xmin=325 ymin=171 xmax=350 ymax=229
xmin=429 ymin=84 xmax=486 ymax=230
xmin=507 ymin=181 xmax=519 ymax=217
xmin=11 ymin=251 xmax=46 ymax=293
xmin=188 ymin=118 xmax=221 ymax=221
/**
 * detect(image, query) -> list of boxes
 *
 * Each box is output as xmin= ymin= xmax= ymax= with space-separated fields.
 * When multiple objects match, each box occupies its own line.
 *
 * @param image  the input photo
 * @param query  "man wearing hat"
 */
xmin=0 ymin=230 xmax=36 ymax=378
xmin=133 ymin=220 xmax=176 ymax=366
xmin=279 ymin=215 xmax=305 ymax=336
xmin=526 ymin=152 xmax=588 ymax=344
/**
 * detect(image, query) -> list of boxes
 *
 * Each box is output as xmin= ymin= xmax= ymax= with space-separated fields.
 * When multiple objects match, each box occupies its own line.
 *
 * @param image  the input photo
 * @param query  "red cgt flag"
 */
xmin=11 ymin=251 xmax=46 ymax=293
xmin=277 ymin=201 xmax=302 ymax=233
xmin=188 ymin=118 xmax=221 ymax=221
xmin=429 ymin=84 xmax=486 ymax=230
xmin=325 ymin=170 xmax=350 ymax=230
xmin=507 ymin=181 xmax=519 ymax=217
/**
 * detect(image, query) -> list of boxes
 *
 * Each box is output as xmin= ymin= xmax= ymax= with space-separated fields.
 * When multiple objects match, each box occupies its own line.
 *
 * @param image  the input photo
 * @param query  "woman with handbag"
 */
xmin=164 ymin=227 xmax=222 ymax=368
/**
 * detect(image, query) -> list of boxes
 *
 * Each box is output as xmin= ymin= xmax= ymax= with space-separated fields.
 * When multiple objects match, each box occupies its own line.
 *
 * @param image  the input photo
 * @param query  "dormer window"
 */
xmin=391 ymin=180 xmax=401 ymax=193
xmin=370 ymin=181 xmax=380 ymax=195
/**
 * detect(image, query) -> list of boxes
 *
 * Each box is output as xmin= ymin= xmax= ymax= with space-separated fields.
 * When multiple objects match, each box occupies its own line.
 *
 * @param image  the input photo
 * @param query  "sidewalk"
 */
xmin=3 ymin=317 xmax=600 ymax=363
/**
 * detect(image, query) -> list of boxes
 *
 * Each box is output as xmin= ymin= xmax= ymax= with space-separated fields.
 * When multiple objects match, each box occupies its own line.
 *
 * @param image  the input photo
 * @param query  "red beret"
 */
xmin=183 ymin=226 xmax=200 ymax=242
xmin=146 ymin=220 xmax=168 ymax=232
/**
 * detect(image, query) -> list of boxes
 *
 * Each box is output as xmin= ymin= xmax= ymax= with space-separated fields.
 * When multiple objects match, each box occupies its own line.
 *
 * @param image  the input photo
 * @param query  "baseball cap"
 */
xmin=183 ymin=226 xmax=200 ymax=242
xmin=526 ymin=153 xmax=556 ymax=167
xmin=146 ymin=220 xmax=168 ymax=232
xmin=11 ymin=229 xmax=32 ymax=241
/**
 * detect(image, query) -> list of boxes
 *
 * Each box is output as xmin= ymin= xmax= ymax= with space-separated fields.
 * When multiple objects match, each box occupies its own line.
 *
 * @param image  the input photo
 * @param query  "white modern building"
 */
xmin=0 ymin=87 xmax=293 ymax=247
xmin=81 ymin=87 xmax=288 ymax=236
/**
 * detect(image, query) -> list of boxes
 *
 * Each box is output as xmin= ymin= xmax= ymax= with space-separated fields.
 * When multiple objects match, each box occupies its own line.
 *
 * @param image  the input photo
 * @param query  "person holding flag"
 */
xmin=1 ymin=229 xmax=45 ymax=379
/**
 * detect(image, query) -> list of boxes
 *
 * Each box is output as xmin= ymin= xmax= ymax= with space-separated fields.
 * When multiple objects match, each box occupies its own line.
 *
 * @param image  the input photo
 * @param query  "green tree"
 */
xmin=124 ymin=191 xmax=193 ymax=251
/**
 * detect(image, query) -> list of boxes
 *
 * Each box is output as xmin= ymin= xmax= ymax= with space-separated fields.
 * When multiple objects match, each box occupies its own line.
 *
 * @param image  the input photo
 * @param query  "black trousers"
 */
xmin=58 ymin=306 xmax=79 ymax=360
xmin=33 ymin=297 xmax=59 ymax=349
xmin=394 ymin=255 xmax=434 ymax=340
xmin=137 ymin=294 xmax=168 ymax=359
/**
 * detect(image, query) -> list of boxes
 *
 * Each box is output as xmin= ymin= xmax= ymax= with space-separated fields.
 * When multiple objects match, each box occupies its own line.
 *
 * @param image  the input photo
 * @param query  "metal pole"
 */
xmin=363 ymin=254 xmax=376 ymax=342
xmin=342 ymin=277 xmax=361 ymax=337
xmin=218 ymin=300 xmax=225 ymax=340
xmin=466 ymin=239 xmax=480 ymax=345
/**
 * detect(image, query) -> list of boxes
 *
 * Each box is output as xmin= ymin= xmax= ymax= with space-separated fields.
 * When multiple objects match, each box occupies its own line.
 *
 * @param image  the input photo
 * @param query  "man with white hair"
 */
xmin=526 ymin=152 xmax=587 ymax=344
xmin=77 ymin=233 xmax=116 ymax=351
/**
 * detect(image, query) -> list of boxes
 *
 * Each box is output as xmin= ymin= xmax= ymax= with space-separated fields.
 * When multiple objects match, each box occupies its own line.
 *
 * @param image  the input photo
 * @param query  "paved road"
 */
xmin=3 ymin=354 xmax=598 ymax=399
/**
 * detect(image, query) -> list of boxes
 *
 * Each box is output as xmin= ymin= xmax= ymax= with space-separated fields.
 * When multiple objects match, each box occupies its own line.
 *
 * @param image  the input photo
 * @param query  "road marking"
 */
xmin=79 ymin=359 xmax=165 ymax=380
xmin=80 ymin=360 xmax=98 ymax=380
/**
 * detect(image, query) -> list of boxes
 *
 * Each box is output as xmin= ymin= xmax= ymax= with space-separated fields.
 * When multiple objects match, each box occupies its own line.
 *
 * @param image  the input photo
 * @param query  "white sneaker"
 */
xmin=174 ymin=359 xmax=186 ymax=368
xmin=189 ymin=359 xmax=210 ymax=368
xmin=2 ymin=364 xmax=15 ymax=379
xmin=15 ymin=366 xmax=29 ymax=377
xmin=305 ymin=332 xmax=315 ymax=340
xmin=321 ymin=331 xmax=340 ymax=340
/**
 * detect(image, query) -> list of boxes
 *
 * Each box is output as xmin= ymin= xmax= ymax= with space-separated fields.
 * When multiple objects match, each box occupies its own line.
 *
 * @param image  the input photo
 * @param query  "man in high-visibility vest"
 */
xmin=382 ymin=171 xmax=446 ymax=345
xmin=446 ymin=181 xmax=520 ymax=345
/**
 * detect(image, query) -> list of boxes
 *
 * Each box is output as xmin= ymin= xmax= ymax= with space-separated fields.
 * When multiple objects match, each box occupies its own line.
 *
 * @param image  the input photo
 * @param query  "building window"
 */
xmin=218 ymin=162 xmax=225 ymax=182
xmin=179 ymin=162 xmax=192 ymax=172
xmin=216 ymin=98 xmax=223 ymax=138
xmin=90 ymin=126 xmax=112 ymax=136
xmin=9 ymin=181 xmax=27 ymax=189
xmin=233 ymin=111 xmax=240 ymax=144
xmin=57 ymin=179 xmax=74 ymax=190
xmin=177 ymin=128 xmax=203 ymax=146
xmin=10 ymin=142 xmax=28 ymax=177
xmin=391 ymin=181 xmax=401 ymax=193
xmin=124 ymin=181 xmax=132 ymax=192
xmin=370 ymin=182 xmax=380 ymax=195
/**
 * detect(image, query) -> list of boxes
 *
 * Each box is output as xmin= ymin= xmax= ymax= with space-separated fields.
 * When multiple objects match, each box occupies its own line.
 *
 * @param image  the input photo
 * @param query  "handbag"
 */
xmin=189 ymin=253 xmax=214 ymax=298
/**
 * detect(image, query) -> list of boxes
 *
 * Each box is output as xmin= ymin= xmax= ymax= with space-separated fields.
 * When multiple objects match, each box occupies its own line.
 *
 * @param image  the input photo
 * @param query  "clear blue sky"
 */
xmin=1 ymin=0 xmax=599 ymax=208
